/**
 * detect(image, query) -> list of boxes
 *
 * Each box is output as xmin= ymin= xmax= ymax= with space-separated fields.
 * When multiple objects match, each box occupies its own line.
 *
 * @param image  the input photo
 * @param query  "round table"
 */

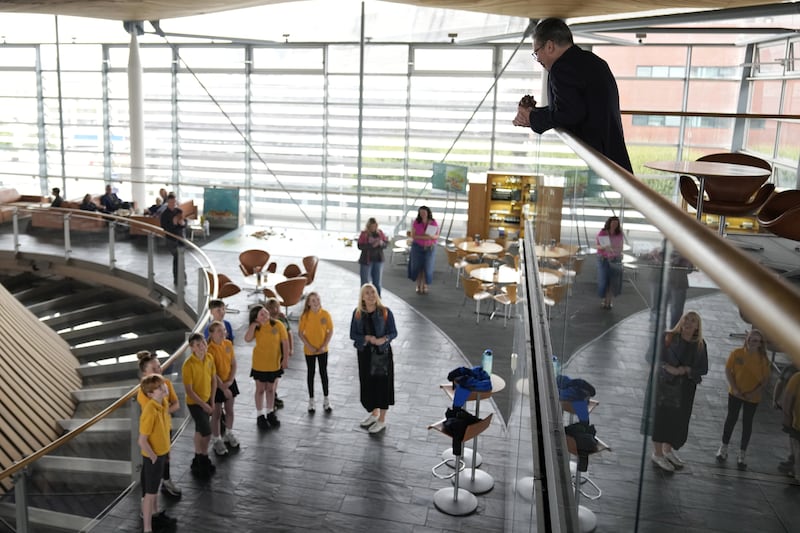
xmin=241 ymin=272 xmax=287 ymax=294
xmin=645 ymin=160 xmax=771 ymax=221
xmin=457 ymin=241 xmax=503 ymax=255
xmin=470 ymin=266 xmax=519 ymax=285
xmin=538 ymin=271 xmax=560 ymax=287
xmin=534 ymin=245 xmax=570 ymax=260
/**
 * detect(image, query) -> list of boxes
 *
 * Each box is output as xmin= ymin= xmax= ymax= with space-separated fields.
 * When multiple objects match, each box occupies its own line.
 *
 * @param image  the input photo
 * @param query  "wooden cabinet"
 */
xmin=467 ymin=171 xmax=563 ymax=243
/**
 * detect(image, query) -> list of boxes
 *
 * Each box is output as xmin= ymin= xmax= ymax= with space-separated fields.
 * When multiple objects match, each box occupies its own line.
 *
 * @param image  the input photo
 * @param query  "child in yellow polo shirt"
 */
xmin=716 ymin=329 xmax=770 ymax=469
xmin=298 ymin=292 xmax=334 ymax=414
xmin=138 ymin=374 xmax=176 ymax=533
xmin=207 ymin=321 xmax=240 ymax=456
xmin=136 ymin=351 xmax=181 ymax=498
xmin=182 ymin=333 xmax=217 ymax=477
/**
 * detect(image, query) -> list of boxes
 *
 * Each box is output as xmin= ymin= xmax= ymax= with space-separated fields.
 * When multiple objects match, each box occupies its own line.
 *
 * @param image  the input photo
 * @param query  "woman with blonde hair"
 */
xmin=349 ymin=283 xmax=398 ymax=434
xmin=651 ymin=310 xmax=709 ymax=471
xmin=716 ymin=329 xmax=770 ymax=469
xmin=298 ymin=292 xmax=334 ymax=414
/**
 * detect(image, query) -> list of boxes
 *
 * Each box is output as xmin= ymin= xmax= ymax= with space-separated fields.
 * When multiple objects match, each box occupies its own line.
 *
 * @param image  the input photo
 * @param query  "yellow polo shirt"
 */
xmin=725 ymin=347 xmax=770 ymax=402
xmin=182 ymin=352 xmax=216 ymax=405
xmin=208 ymin=339 xmax=235 ymax=382
xmin=139 ymin=397 xmax=170 ymax=457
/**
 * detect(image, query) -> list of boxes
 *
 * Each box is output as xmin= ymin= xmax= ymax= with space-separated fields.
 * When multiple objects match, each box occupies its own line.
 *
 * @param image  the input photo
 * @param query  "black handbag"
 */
xmin=369 ymin=345 xmax=391 ymax=377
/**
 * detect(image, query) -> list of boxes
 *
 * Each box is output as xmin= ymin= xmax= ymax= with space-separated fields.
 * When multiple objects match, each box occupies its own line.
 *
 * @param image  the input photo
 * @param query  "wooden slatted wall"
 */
xmin=0 ymin=284 xmax=80 ymax=491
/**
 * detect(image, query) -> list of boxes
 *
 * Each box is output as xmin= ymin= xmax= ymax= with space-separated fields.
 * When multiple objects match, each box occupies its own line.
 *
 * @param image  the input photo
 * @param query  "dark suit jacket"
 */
xmin=529 ymin=45 xmax=632 ymax=172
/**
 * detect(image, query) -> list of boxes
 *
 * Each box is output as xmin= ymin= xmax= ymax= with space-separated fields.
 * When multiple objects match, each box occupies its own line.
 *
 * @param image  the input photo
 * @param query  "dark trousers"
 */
xmin=722 ymin=394 xmax=758 ymax=450
xmin=305 ymin=352 xmax=329 ymax=398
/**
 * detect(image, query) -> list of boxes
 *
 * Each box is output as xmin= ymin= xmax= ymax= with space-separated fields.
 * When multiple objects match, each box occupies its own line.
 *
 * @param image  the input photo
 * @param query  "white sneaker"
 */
xmin=716 ymin=444 xmax=728 ymax=463
xmin=360 ymin=414 xmax=377 ymax=427
xmin=160 ymin=478 xmax=182 ymax=497
xmin=651 ymin=454 xmax=675 ymax=472
xmin=368 ymin=420 xmax=386 ymax=434
xmin=665 ymin=450 xmax=684 ymax=469
xmin=323 ymin=397 xmax=332 ymax=412
xmin=212 ymin=437 xmax=228 ymax=456
xmin=224 ymin=430 xmax=240 ymax=448
xmin=737 ymin=449 xmax=747 ymax=470
xmin=308 ymin=398 xmax=316 ymax=413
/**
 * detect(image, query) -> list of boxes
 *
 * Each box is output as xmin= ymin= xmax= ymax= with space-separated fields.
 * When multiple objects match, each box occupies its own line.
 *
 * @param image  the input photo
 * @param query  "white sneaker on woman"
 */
xmin=360 ymin=414 xmax=377 ymax=427
xmin=368 ymin=420 xmax=386 ymax=434
xmin=665 ymin=450 xmax=684 ymax=469
xmin=651 ymin=454 xmax=675 ymax=472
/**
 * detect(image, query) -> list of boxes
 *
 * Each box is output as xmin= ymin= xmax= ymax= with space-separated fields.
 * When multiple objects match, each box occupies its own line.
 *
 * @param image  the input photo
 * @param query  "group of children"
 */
xmin=136 ymin=293 xmax=335 ymax=532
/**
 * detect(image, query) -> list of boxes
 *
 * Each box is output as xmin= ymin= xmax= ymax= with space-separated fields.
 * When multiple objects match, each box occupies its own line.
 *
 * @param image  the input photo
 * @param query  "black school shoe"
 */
xmin=274 ymin=396 xmax=284 ymax=409
xmin=152 ymin=511 xmax=177 ymax=528
xmin=257 ymin=414 xmax=270 ymax=430
xmin=266 ymin=411 xmax=280 ymax=428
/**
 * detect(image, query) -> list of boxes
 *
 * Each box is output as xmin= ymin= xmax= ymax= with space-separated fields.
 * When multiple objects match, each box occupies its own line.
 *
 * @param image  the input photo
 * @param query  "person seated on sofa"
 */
xmin=100 ymin=184 xmax=131 ymax=213
xmin=147 ymin=197 xmax=163 ymax=216
xmin=50 ymin=188 xmax=63 ymax=208
xmin=80 ymin=193 xmax=99 ymax=212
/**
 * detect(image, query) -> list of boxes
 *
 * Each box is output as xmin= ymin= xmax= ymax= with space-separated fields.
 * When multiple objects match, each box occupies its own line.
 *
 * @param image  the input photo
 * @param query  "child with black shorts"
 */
xmin=265 ymin=297 xmax=293 ymax=409
xmin=245 ymin=305 xmax=289 ymax=429
xmin=207 ymin=321 xmax=240 ymax=455
xmin=136 ymin=351 xmax=181 ymax=497
xmin=138 ymin=374 xmax=177 ymax=533
xmin=182 ymin=333 xmax=217 ymax=477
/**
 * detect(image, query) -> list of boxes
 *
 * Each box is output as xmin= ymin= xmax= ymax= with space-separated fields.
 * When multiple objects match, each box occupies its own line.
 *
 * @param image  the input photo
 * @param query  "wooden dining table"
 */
xmin=645 ymin=160 xmax=771 ymax=221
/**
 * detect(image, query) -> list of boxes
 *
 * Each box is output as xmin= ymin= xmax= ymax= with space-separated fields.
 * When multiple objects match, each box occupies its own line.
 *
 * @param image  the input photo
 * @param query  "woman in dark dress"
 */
xmin=651 ymin=310 xmax=708 ymax=471
xmin=349 ymin=283 xmax=398 ymax=434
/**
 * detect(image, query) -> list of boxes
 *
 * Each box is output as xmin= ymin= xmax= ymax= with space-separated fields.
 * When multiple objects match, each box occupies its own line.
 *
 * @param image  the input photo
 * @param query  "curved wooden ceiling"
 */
xmin=0 ymin=0 xmax=789 ymax=23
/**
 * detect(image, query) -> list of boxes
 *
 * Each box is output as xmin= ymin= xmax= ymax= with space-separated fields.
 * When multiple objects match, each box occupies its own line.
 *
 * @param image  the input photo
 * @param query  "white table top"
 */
xmin=534 ymin=245 xmax=570 ymax=259
xmin=241 ymin=272 xmax=287 ymax=291
xmin=539 ymin=271 xmax=560 ymax=286
xmin=458 ymin=241 xmax=504 ymax=255
xmin=470 ymin=265 xmax=520 ymax=285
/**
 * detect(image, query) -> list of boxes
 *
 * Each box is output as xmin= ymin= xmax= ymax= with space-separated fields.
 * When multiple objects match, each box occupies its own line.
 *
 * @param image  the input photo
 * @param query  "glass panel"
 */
xmin=253 ymin=47 xmax=324 ymax=70
xmin=413 ymin=47 xmax=494 ymax=72
xmin=107 ymin=46 xmax=174 ymax=69
xmin=755 ymin=41 xmax=786 ymax=75
xmin=175 ymin=47 xmax=245 ymax=69
xmin=0 ymin=46 xmax=37 ymax=68
xmin=39 ymin=44 xmax=103 ymax=71
xmin=41 ymin=72 xmax=103 ymax=98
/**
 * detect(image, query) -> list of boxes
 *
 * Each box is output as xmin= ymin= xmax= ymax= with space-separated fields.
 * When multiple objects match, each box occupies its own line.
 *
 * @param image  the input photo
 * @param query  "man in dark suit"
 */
xmin=513 ymin=18 xmax=632 ymax=173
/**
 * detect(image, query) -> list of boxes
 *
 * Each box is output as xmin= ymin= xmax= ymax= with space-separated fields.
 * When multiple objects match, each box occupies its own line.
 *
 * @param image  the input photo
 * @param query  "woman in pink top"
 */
xmin=407 ymin=206 xmax=439 ymax=294
xmin=596 ymin=216 xmax=624 ymax=309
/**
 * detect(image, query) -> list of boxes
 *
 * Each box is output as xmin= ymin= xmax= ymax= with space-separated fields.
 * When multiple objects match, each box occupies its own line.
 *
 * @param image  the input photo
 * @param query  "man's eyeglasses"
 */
xmin=531 ymin=42 xmax=547 ymax=59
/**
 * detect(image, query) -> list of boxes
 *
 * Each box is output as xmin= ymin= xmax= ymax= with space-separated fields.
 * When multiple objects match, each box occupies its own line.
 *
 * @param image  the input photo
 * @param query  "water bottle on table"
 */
xmin=481 ymin=349 xmax=493 ymax=376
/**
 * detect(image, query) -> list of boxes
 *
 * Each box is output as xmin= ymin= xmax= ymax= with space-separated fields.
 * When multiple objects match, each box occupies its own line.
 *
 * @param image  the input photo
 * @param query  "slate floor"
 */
xmin=2 ymin=223 xmax=798 ymax=532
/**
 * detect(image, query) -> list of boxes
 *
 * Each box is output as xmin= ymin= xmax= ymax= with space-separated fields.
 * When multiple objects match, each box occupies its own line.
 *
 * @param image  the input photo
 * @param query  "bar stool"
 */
xmin=428 ymin=413 xmax=493 ymax=515
xmin=566 ymin=434 xmax=611 ymax=533
xmin=561 ymin=399 xmax=601 ymax=500
xmin=439 ymin=374 xmax=506 ymax=473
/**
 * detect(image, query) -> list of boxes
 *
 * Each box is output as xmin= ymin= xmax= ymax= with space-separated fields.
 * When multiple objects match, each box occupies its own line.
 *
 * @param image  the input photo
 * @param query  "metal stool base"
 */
xmin=433 ymin=487 xmax=478 ymax=516
xmin=454 ymin=469 xmax=494 ymax=494
xmin=442 ymin=447 xmax=482 ymax=468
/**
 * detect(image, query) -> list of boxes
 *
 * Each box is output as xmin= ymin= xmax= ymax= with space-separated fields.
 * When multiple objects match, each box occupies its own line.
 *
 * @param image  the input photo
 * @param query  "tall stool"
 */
xmin=439 ymin=374 xmax=506 ymax=472
xmin=429 ymin=413 xmax=493 ymax=515
xmin=561 ymin=400 xmax=602 ymax=500
xmin=566 ymin=434 xmax=611 ymax=533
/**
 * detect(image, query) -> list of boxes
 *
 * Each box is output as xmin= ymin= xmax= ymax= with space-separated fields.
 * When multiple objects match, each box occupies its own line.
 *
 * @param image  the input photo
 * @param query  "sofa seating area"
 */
xmin=0 ymin=188 xmax=46 ymax=223
xmin=30 ymin=201 xmax=108 ymax=232
xmin=129 ymin=199 xmax=197 ymax=237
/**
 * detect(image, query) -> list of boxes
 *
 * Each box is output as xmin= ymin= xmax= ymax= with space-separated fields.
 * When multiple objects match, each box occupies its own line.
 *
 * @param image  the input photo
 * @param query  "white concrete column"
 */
xmin=128 ymin=31 xmax=146 ymax=212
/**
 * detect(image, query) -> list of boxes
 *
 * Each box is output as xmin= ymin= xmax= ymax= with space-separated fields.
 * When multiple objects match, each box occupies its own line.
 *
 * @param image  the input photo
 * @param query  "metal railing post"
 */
xmin=130 ymin=397 xmax=139 ymax=485
xmin=63 ymin=213 xmax=72 ymax=260
xmin=176 ymin=247 xmax=185 ymax=309
xmin=108 ymin=221 xmax=117 ymax=269
xmin=147 ymin=233 xmax=155 ymax=290
xmin=12 ymin=208 xmax=21 ymax=254
xmin=13 ymin=468 xmax=30 ymax=533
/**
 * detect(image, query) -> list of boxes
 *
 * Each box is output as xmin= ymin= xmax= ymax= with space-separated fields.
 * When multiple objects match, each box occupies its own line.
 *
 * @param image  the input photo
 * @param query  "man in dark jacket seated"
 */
xmin=100 ymin=184 xmax=131 ymax=213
